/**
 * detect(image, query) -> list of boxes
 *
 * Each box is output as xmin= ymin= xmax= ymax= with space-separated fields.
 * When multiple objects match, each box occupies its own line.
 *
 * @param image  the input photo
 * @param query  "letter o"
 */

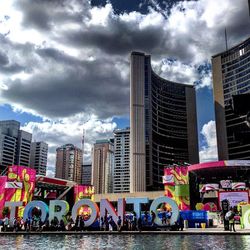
xmin=150 ymin=196 xmax=179 ymax=226
xmin=23 ymin=201 xmax=49 ymax=223
xmin=243 ymin=209 xmax=250 ymax=229
xmin=72 ymin=199 xmax=99 ymax=227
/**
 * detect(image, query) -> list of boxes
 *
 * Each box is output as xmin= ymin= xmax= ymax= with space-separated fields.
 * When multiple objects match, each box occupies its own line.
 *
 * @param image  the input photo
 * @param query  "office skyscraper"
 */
xmin=212 ymin=37 xmax=250 ymax=160
xmin=91 ymin=139 xmax=114 ymax=194
xmin=113 ymin=128 xmax=130 ymax=193
xmin=30 ymin=141 xmax=48 ymax=176
xmin=55 ymin=144 xmax=83 ymax=183
xmin=0 ymin=120 xmax=32 ymax=172
xmin=81 ymin=163 xmax=92 ymax=185
xmin=130 ymin=52 xmax=199 ymax=192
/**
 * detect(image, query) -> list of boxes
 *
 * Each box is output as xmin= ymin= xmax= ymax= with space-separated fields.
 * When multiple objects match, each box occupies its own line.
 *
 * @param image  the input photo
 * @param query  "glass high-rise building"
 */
xmin=81 ymin=163 xmax=92 ymax=185
xmin=0 ymin=120 xmax=32 ymax=173
xmin=212 ymin=37 xmax=250 ymax=160
xmin=130 ymin=52 xmax=199 ymax=192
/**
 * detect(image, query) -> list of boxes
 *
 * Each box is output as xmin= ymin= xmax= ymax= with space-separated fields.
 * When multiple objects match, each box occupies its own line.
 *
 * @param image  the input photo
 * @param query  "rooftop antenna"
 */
xmin=81 ymin=128 xmax=85 ymax=164
xmin=249 ymin=0 xmax=250 ymax=17
xmin=225 ymin=28 xmax=228 ymax=51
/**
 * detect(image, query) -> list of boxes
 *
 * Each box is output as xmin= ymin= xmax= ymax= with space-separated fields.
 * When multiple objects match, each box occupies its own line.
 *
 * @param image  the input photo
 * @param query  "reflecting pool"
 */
xmin=0 ymin=234 xmax=249 ymax=250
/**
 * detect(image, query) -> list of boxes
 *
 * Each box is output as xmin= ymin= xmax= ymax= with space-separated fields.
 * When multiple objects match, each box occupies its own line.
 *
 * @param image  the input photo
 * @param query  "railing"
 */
xmin=57 ymin=186 xmax=73 ymax=200
xmin=0 ymin=166 xmax=8 ymax=176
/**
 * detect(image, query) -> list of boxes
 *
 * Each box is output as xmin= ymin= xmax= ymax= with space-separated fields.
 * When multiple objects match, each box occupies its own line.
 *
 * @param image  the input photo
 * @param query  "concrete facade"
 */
xmin=93 ymin=190 xmax=165 ymax=203
xmin=130 ymin=52 xmax=146 ymax=193
xmin=30 ymin=141 xmax=48 ymax=176
xmin=55 ymin=144 xmax=83 ymax=184
xmin=113 ymin=128 xmax=130 ymax=193
xmin=0 ymin=120 xmax=32 ymax=172
xmin=91 ymin=140 xmax=114 ymax=194
xmin=130 ymin=52 xmax=199 ymax=192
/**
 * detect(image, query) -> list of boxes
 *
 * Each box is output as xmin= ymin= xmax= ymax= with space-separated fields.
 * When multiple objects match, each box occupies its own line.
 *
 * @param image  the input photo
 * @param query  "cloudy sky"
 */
xmin=0 ymin=0 xmax=249 ymax=176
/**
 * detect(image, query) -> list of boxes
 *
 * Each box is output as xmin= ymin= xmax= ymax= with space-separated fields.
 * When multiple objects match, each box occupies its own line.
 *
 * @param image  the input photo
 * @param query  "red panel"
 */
xmin=36 ymin=176 xmax=68 ymax=186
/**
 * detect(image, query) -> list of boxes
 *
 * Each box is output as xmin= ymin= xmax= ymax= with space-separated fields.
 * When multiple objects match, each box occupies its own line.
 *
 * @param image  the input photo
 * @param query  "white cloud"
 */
xmin=21 ymin=113 xmax=117 ymax=176
xmin=198 ymin=71 xmax=212 ymax=89
xmin=46 ymin=169 xmax=55 ymax=178
xmin=199 ymin=120 xmax=218 ymax=162
xmin=156 ymin=59 xmax=197 ymax=85
xmin=153 ymin=59 xmax=213 ymax=89
xmin=88 ymin=3 xmax=113 ymax=27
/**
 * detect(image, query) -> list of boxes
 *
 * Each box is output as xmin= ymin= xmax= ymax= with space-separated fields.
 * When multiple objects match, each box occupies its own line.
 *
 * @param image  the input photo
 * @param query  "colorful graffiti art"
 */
xmin=0 ymin=176 xmax=7 ymax=218
xmin=0 ymin=166 xmax=36 ymax=218
xmin=163 ymin=166 xmax=190 ymax=210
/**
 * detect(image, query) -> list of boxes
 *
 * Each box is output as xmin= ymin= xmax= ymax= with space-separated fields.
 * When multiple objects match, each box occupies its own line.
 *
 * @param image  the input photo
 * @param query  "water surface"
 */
xmin=0 ymin=234 xmax=249 ymax=250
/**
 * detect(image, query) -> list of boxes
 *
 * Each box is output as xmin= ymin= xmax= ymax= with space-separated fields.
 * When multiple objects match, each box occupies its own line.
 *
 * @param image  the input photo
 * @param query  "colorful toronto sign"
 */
xmin=4 ymin=196 xmax=179 ymax=227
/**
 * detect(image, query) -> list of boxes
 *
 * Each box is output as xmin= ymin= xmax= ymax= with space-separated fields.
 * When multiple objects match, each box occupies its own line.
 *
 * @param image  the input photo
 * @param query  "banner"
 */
xmin=220 ymin=180 xmax=232 ymax=189
xmin=200 ymin=184 xmax=219 ymax=193
xmin=219 ymin=191 xmax=249 ymax=208
xmin=232 ymin=182 xmax=246 ymax=189
xmin=5 ymin=182 xmax=23 ymax=189
xmin=162 ymin=175 xmax=174 ymax=185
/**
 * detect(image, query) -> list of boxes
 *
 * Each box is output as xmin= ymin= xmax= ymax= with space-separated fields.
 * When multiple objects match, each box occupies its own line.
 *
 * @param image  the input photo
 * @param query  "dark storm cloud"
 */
xmin=15 ymin=0 xmax=89 ymax=31
xmin=0 ymin=36 xmax=36 ymax=74
xmin=36 ymin=47 xmax=81 ymax=66
xmin=62 ymin=19 xmax=166 ymax=56
xmin=1 ymin=0 xmax=249 ymax=120
xmin=14 ymin=0 xmax=250 ymax=63
xmin=0 ymin=49 xmax=25 ymax=74
xmin=2 ymin=53 xmax=129 ymax=118
xmin=0 ymin=63 xmax=25 ymax=74
xmin=0 ymin=52 xmax=9 ymax=66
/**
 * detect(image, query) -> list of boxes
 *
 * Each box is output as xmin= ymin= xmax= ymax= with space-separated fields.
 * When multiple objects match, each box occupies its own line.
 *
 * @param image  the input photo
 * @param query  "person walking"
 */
xmin=123 ymin=216 xmax=128 ymax=231
xmin=132 ymin=212 xmax=137 ymax=231
xmin=108 ymin=216 xmax=114 ymax=231
xmin=104 ymin=216 xmax=109 ymax=231
xmin=59 ymin=219 xmax=65 ymax=231
xmin=166 ymin=209 xmax=172 ymax=226
xmin=179 ymin=215 xmax=184 ymax=231
xmin=144 ymin=211 xmax=149 ymax=226
xmin=151 ymin=211 xmax=156 ymax=228
xmin=100 ymin=217 xmax=105 ymax=231
xmin=117 ymin=216 xmax=122 ymax=232
xmin=161 ymin=210 xmax=167 ymax=225
xmin=137 ymin=216 xmax=142 ymax=232
xmin=228 ymin=208 xmax=236 ymax=232
xmin=13 ymin=217 xmax=18 ymax=232
xmin=80 ymin=216 xmax=85 ymax=231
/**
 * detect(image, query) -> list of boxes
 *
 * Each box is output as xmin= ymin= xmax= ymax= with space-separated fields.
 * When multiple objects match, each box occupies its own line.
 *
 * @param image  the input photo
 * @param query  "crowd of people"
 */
xmin=0 ymin=209 xmax=184 ymax=232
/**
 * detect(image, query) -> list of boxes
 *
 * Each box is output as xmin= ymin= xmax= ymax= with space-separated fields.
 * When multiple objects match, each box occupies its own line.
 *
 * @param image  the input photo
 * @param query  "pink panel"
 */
xmin=188 ymin=161 xmax=226 ymax=172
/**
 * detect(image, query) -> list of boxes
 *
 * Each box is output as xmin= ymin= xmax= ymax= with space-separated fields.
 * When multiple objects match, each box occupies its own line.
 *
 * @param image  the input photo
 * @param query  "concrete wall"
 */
xmin=93 ymin=190 xmax=165 ymax=203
